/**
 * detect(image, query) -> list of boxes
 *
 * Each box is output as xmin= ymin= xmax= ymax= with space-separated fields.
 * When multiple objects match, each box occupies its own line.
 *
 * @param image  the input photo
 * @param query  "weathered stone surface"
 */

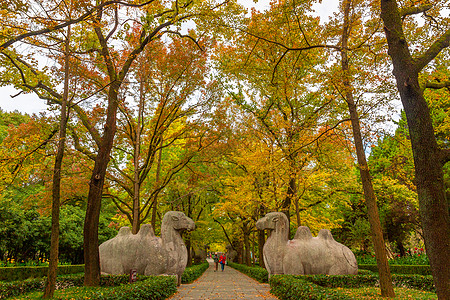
xmin=256 ymin=212 xmax=358 ymax=277
xmin=226 ymin=244 xmax=238 ymax=263
xmin=99 ymin=211 xmax=195 ymax=285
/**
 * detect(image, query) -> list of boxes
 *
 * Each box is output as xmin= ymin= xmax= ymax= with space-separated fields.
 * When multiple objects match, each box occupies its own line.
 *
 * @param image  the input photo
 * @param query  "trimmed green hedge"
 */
xmin=0 ymin=265 xmax=84 ymax=282
xmin=228 ymin=262 xmax=435 ymax=299
xmin=228 ymin=262 xmax=268 ymax=283
xmin=1 ymin=274 xmax=177 ymax=300
xmin=57 ymin=275 xmax=177 ymax=300
xmin=299 ymin=274 xmax=379 ymax=288
xmin=358 ymin=264 xmax=431 ymax=275
xmin=297 ymin=274 xmax=434 ymax=292
xmin=270 ymin=274 xmax=435 ymax=300
xmin=0 ymin=262 xmax=209 ymax=299
xmin=181 ymin=261 xmax=209 ymax=284
xmin=392 ymin=274 xmax=435 ymax=292
xmin=0 ymin=277 xmax=44 ymax=300
xmin=270 ymin=275 xmax=351 ymax=300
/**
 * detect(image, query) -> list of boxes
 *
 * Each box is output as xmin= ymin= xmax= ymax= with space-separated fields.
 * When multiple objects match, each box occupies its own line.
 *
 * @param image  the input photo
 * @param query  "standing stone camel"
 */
xmin=99 ymin=211 xmax=195 ymax=285
xmin=256 ymin=212 xmax=358 ymax=277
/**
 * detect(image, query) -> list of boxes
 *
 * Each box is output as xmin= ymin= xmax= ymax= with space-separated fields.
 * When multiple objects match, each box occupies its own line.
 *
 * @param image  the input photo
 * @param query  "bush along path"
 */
xmin=229 ymin=262 xmax=437 ymax=300
xmin=168 ymin=259 xmax=278 ymax=299
xmin=0 ymin=262 xmax=209 ymax=299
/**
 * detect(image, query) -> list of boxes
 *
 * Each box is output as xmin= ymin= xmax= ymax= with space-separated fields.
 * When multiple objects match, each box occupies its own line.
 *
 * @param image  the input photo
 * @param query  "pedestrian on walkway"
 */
xmin=213 ymin=253 xmax=219 ymax=272
xmin=219 ymin=253 xmax=226 ymax=271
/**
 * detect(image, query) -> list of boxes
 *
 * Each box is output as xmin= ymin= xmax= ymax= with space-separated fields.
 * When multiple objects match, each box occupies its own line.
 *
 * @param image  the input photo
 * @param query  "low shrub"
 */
xmin=270 ymin=274 xmax=435 ymax=300
xmin=228 ymin=262 xmax=269 ymax=283
xmin=0 ymin=277 xmax=43 ymax=300
xmin=392 ymin=274 xmax=435 ymax=292
xmin=181 ymin=261 xmax=209 ymax=284
xmin=0 ymin=265 xmax=84 ymax=282
xmin=359 ymin=264 xmax=431 ymax=275
xmin=270 ymin=275 xmax=351 ymax=300
xmin=356 ymin=250 xmax=429 ymax=266
xmin=300 ymin=273 xmax=434 ymax=292
xmin=0 ymin=273 xmax=174 ymax=299
xmin=54 ymin=275 xmax=177 ymax=300
xmin=299 ymin=274 xmax=379 ymax=288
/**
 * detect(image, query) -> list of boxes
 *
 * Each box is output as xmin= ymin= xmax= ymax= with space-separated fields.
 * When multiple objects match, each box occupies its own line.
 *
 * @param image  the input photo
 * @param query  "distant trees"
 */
xmin=0 ymin=202 xmax=115 ymax=264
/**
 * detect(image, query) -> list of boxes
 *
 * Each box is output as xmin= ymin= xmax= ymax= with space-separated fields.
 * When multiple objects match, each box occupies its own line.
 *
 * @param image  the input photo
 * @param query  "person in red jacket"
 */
xmin=219 ymin=253 xmax=226 ymax=271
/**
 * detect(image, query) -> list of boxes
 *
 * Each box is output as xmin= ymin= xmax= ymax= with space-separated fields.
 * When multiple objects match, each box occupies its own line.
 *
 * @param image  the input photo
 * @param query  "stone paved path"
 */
xmin=169 ymin=259 xmax=278 ymax=300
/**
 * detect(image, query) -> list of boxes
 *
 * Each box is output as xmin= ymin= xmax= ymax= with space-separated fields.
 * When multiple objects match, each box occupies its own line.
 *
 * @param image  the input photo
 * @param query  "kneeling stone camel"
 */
xmin=256 ymin=212 xmax=358 ymax=277
xmin=99 ymin=211 xmax=195 ymax=285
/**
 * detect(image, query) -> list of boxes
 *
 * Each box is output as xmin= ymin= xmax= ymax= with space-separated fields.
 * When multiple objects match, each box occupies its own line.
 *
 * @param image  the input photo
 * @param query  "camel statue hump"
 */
xmin=138 ymin=224 xmax=155 ymax=237
xmin=317 ymin=229 xmax=335 ymax=241
xmin=294 ymin=226 xmax=313 ymax=240
xmin=118 ymin=227 xmax=132 ymax=236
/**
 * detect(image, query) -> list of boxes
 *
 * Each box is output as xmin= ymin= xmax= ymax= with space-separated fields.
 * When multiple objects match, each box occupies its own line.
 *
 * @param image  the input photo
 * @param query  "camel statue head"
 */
xmin=256 ymin=212 xmax=289 ymax=235
xmin=162 ymin=211 xmax=195 ymax=232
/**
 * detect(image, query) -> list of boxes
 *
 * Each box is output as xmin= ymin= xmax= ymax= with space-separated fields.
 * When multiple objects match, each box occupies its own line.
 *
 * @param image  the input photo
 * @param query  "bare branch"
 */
xmin=0 ymin=0 xmax=158 ymax=51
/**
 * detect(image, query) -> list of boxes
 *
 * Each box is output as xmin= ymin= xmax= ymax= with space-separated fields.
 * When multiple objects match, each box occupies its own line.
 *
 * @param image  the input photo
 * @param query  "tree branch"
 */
xmin=0 ymin=0 xmax=158 ymax=51
xmin=400 ymin=4 xmax=432 ymax=18
xmin=423 ymin=80 xmax=450 ymax=90
xmin=413 ymin=27 xmax=450 ymax=73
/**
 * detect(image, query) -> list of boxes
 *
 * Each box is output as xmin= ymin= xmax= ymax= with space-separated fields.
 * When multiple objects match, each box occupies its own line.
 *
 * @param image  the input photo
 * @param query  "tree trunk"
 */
xmin=132 ymin=78 xmax=145 ymax=234
xmin=83 ymin=81 xmax=120 ymax=286
xmin=243 ymin=222 xmax=251 ymax=266
xmin=258 ymin=205 xmax=266 ymax=268
xmin=151 ymin=138 xmax=163 ymax=229
xmin=380 ymin=1 xmax=450 ymax=299
xmin=43 ymin=26 xmax=71 ymax=299
xmin=258 ymin=229 xmax=265 ymax=268
xmin=186 ymin=237 xmax=192 ymax=267
xmin=341 ymin=1 xmax=395 ymax=297
xmin=280 ymin=174 xmax=296 ymax=239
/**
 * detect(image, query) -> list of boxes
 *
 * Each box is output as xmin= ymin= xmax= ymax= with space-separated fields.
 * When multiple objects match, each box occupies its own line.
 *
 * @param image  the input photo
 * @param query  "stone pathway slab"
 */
xmin=169 ymin=259 xmax=278 ymax=300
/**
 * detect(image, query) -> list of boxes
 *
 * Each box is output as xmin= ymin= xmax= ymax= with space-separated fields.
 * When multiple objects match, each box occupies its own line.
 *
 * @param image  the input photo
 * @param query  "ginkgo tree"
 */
xmin=215 ymin=0 xmax=347 ymax=235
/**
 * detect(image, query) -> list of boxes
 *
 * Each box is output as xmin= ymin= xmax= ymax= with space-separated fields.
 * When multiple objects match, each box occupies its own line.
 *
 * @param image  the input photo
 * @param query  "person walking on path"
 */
xmin=219 ymin=253 xmax=226 ymax=271
xmin=213 ymin=253 xmax=219 ymax=272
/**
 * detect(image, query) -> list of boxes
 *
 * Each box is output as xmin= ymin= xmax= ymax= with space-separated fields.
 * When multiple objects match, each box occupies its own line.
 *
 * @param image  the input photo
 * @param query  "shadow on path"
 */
xmin=169 ymin=259 xmax=278 ymax=300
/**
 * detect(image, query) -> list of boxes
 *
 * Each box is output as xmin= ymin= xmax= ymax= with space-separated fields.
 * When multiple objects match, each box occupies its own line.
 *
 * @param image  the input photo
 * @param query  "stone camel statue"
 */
xmin=99 ymin=211 xmax=195 ymax=285
xmin=256 ymin=212 xmax=358 ymax=277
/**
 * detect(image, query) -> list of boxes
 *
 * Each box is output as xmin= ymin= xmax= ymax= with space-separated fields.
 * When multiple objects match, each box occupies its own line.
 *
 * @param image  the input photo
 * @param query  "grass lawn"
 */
xmin=334 ymin=287 xmax=437 ymax=299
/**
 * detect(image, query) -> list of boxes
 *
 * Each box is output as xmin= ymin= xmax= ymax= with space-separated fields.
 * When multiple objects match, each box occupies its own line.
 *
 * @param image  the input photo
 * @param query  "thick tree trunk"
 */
xmin=84 ymin=82 xmax=120 ymax=286
xmin=243 ymin=222 xmax=251 ymax=266
xmin=341 ymin=1 xmax=395 ymax=297
xmin=380 ymin=1 xmax=450 ymax=299
xmin=185 ymin=237 xmax=192 ymax=267
xmin=43 ymin=27 xmax=71 ymax=299
xmin=258 ymin=205 xmax=266 ymax=268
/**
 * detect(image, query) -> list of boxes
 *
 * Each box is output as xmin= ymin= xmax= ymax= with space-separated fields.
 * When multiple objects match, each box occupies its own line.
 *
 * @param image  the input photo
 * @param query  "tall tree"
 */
xmin=380 ymin=1 xmax=450 ymax=298
xmin=43 ymin=25 xmax=71 ymax=298
xmin=337 ymin=0 xmax=394 ymax=296
xmin=105 ymin=37 xmax=212 ymax=233
xmin=215 ymin=0 xmax=340 ymax=232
